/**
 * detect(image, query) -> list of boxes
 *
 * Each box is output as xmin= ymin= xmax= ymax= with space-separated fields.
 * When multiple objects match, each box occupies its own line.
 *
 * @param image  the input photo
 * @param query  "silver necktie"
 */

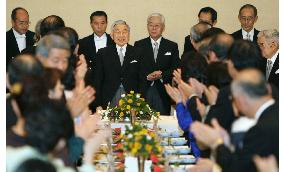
xmin=247 ymin=33 xmax=251 ymax=41
xmin=153 ymin=42 xmax=158 ymax=62
xmin=119 ymin=47 xmax=124 ymax=66
xmin=266 ymin=60 xmax=272 ymax=80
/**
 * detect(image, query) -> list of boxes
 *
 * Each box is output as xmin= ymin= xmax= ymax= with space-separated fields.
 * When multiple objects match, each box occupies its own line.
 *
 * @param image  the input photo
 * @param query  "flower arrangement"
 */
xmin=123 ymin=123 xmax=162 ymax=158
xmin=103 ymin=91 xmax=160 ymax=121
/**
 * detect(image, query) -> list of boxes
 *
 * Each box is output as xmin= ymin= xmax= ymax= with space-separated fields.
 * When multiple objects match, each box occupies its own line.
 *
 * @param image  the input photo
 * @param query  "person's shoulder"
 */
xmin=162 ymin=37 xmax=178 ymax=46
xmin=134 ymin=37 xmax=149 ymax=45
xmin=79 ymin=34 xmax=94 ymax=43
xmin=185 ymin=35 xmax=190 ymax=39
xmin=26 ymin=30 xmax=35 ymax=35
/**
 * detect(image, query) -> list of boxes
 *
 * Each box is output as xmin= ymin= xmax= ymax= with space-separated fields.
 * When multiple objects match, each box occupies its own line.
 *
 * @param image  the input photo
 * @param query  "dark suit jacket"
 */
xmin=268 ymin=54 xmax=279 ymax=88
xmin=134 ymin=37 xmax=180 ymax=113
xmin=216 ymin=103 xmax=279 ymax=172
xmin=6 ymin=29 xmax=35 ymax=69
xmin=183 ymin=35 xmax=195 ymax=54
xmin=94 ymin=44 xmax=142 ymax=108
xmin=78 ymin=33 xmax=113 ymax=71
xmin=231 ymin=28 xmax=260 ymax=43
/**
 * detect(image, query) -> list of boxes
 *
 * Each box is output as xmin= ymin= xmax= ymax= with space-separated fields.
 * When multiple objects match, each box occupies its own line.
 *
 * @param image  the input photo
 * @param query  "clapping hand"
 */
xmin=164 ymin=84 xmax=182 ymax=104
xmin=204 ymin=85 xmax=219 ymax=105
xmin=147 ymin=70 xmax=162 ymax=81
xmin=190 ymin=158 xmax=214 ymax=172
xmin=74 ymin=54 xmax=87 ymax=84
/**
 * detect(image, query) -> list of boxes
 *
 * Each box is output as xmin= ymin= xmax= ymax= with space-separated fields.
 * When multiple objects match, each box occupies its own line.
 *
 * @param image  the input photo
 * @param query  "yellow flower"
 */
xmin=145 ymin=144 xmax=152 ymax=152
xmin=156 ymin=112 xmax=160 ymax=116
xmin=134 ymin=142 xmax=142 ymax=149
xmin=119 ymin=99 xmax=124 ymax=106
xmin=126 ymin=105 xmax=131 ymax=110
xmin=131 ymin=147 xmax=138 ymax=155
xmin=120 ymin=112 xmax=124 ymax=118
xmin=130 ymin=90 xmax=134 ymax=94
xmin=136 ymin=103 xmax=141 ymax=106
xmin=127 ymin=99 xmax=133 ymax=103
xmin=140 ymin=98 xmax=145 ymax=101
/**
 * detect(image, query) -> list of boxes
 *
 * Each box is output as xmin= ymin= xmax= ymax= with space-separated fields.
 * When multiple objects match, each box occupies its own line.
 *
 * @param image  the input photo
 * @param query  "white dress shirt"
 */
xmin=94 ymin=33 xmax=107 ymax=52
xmin=12 ymin=28 xmax=26 ymax=52
xmin=150 ymin=37 xmax=162 ymax=50
xmin=267 ymin=50 xmax=279 ymax=69
xmin=242 ymin=28 xmax=255 ymax=42
xmin=116 ymin=44 xmax=127 ymax=57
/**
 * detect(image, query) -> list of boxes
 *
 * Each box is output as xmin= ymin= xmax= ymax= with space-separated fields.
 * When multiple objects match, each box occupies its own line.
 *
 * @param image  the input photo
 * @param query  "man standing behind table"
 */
xmin=232 ymin=4 xmax=260 ymax=43
xmin=78 ymin=11 xmax=114 ymax=110
xmin=134 ymin=13 xmax=180 ymax=115
xmin=6 ymin=7 xmax=35 ymax=69
xmin=95 ymin=20 xmax=143 ymax=108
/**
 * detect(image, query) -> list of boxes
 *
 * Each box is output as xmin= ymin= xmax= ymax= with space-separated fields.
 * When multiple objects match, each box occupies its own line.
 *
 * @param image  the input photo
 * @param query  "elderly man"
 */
xmin=232 ymin=4 xmax=260 ymax=43
xmin=191 ymin=68 xmax=278 ymax=172
xmin=6 ymin=7 xmax=35 ymax=68
xmin=134 ymin=13 xmax=180 ymax=115
xmin=257 ymin=29 xmax=279 ymax=88
xmin=184 ymin=7 xmax=218 ymax=54
xmin=94 ymin=20 xmax=142 ymax=108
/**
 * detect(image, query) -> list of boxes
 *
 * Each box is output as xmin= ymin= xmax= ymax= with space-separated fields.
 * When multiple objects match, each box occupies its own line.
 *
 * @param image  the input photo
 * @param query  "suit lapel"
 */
xmin=122 ymin=44 xmax=132 ymax=72
xmin=89 ymin=34 xmax=97 ymax=52
xmin=270 ymin=54 xmax=279 ymax=78
xmin=111 ymin=45 xmax=122 ymax=70
xmin=156 ymin=37 xmax=166 ymax=63
xmin=8 ymin=29 xmax=20 ymax=53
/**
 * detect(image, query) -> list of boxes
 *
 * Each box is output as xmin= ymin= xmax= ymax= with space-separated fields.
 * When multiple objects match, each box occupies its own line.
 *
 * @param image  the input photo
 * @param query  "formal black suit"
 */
xmin=6 ymin=29 xmax=35 ymax=69
xmin=231 ymin=28 xmax=260 ymax=43
xmin=183 ymin=35 xmax=195 ymax=54
xmin=216 ymin=102 xmax=279 ymax=172
xmin=78 ymin=33 xmax=114 ymax=110
xmin=267 ymin=54 xmax=279 ymax=88
xmin=94 ymin=44 xmax=142 ymax=108
xmin=134 ymin=37 xmax=180 ymax=114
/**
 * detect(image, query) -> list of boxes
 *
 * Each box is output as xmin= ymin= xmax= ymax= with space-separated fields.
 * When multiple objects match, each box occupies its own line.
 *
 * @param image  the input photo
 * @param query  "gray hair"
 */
xmin=190 ymin=22 xmax=211 ymax=43
xmin=257 ymin=29 xmax=279 ymax=45
xmin=111 ymin=20 xmax=130 ymax=32
xmin=36 ymin=34 xmax=70 ymax=58
xmin=147 ymin=13 xmax=165 ymax=25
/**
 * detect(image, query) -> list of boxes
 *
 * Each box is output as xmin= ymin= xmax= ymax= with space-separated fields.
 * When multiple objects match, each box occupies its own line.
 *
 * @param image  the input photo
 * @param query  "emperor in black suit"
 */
xmin=134 ymin=13 xmax=180 ymax=115
xmin=94 ymin=20 xmax=142 ymax=108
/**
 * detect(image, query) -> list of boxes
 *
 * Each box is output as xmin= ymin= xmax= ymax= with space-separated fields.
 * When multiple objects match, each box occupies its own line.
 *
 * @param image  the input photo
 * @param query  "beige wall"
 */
xmin=7 ymin=0 xmax=278 ymax=53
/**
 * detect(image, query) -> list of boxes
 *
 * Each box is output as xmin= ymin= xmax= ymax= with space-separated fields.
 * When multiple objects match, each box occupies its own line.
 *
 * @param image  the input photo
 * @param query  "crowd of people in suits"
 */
xmin=6 ymin=3 xmax=278 ymax=172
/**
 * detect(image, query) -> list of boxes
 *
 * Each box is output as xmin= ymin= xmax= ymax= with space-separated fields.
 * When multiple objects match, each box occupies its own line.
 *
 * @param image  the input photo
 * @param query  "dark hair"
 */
xmin=228 ymin=40 xmax=262 ymax=71
xmin=239 ymin=4 xmax=257 ymax=17
xmin=8 ymin=54 xmax=45 ymax=85
xmin=25 ymin=99 xmax=74 ymax=154
xmin=201 ymin=27 xmax=225 ymax=41
xmin=181 ymin=51 xmax=208 ymax=84
xmin=15 ymin=159 xmax=56 ymax=172
xmin=49 ymin=27 xmax=79 ymax=54
xmin=11 ymin=7 xmax=28 ymax=21
xmin=207 ymin=62 xmax=231 ymax=89
xmin=90 ymin=11 xmax=108 ymax=23
xmin=44 ymin=68 xmax=63 ymax=90
xmin=198 ymin=7 xmax=217 ymax=24
xmin=40 ymin=15 xmax=65 ymax=37
xmin=208 ymin=33 xmax=233 ymax=61
xmin=11 ymin=76 xmax=49 ymax=119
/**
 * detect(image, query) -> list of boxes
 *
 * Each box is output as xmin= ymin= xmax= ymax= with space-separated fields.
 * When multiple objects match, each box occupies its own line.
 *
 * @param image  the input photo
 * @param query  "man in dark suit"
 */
xmin=134 ymin=13 xmax=180 ymax=115
xmin=232 ymin=4 xmax=259 ymax=43
xmin=94 ymin=20 xmax=142 ymax=108
xmin=6 ymin=7 xmax=35 ymax=69
xmin=191 ymin=68 xmax=278 ymax=172
xmin=257 ymin=29 xmax=279 ymax=88
xmin=78 ymin=11 xmax=114 ymax=110
xmin=183 ymin=7 xmax=217 ymax=54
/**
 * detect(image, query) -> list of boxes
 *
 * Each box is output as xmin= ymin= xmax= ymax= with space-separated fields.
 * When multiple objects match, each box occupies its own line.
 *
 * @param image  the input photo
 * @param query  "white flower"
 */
xmin=140 ymin=111 xmax=143 ymax=114
xmin=121 ymin=94 xmax=125 ymax=97
xmin=136 ymin=94 xmax=140 ymax=98
xmin=128 ymin=134 xmax=133 ymax=139
xmin=128 ymin=125 xmax=133 ymax=130
xmin=146 ymin=135 xmax=151 ymax=140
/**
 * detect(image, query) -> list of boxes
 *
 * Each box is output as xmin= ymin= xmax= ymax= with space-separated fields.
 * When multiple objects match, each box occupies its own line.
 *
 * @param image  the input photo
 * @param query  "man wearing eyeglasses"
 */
xmin=232 ymin=4 xmax=260 ymax=43
xmin=6 ymin=7 xmax=35 ymax=69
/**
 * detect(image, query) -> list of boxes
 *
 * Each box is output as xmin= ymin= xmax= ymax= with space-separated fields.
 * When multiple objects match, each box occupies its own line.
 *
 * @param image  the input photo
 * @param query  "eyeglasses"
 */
xmin=15 ymin=19 xmax=31 ymax=26
xmin=240 ymin=16 xmax=255 ymax=22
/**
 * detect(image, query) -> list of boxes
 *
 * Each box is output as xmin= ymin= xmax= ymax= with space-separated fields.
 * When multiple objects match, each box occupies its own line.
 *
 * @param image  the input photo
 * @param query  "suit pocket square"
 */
xmin=164 ymin=52 xmax=171 ymax=55
xmin=275 ymin=69 xmax=279 ymax=74
xmin=130 ymin=60 xmax=138 ymax=63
